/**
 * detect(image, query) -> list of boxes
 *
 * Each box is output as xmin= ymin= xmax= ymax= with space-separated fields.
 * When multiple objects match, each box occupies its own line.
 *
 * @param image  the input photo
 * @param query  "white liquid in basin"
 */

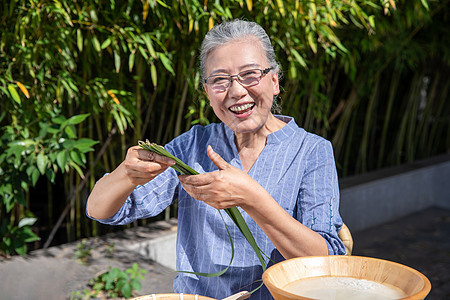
xmin=283 ymin=276 xmax=407 ymax=300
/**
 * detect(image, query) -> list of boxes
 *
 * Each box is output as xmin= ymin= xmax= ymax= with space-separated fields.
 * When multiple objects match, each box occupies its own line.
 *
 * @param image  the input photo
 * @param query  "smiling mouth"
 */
xmin=229 ymin=103 xmax=255 ymax=115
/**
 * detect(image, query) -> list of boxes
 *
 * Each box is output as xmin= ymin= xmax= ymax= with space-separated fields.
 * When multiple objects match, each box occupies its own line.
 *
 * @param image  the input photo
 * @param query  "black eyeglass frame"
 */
xmin=203 ymin=67 xmax=274 ymax=89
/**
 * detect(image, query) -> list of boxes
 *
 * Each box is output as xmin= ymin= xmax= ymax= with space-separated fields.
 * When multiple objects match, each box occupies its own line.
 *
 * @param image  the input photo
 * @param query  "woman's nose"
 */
xmin=228 ymin=77 xmax=248 ymax=97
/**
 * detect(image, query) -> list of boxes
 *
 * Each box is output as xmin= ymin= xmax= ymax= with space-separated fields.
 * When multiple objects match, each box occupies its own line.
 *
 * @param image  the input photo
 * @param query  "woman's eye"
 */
xmin=212 ymin=76 xmax=229 ymax=84
xmin=240 ymin=70 xmax=259 ymax=78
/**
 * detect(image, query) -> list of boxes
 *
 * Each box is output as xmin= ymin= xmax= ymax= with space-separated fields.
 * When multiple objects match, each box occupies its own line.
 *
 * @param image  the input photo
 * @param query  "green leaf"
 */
xmin=73 ymin=138 xmax=99 ymax=152
xmin=46 ymin=168 xmax=56 ymax=183
xmin=69 ymin=161 xmax=85 ymax=178
xmin=23 ymin=229 xmax=40 ymax=243
xmin=155 ymin=0 xmax=170 ymax=8
xmin=307 ymin=31 xmax=317 ymax=54
xmin=121 ymin=283 xmax=132 ymax=298
xmin=420 ymin=0 xmax=429 ymax=10
xmin=130 ymin=278 xmax=141 ymax=290
xmin=65 ymin=125 xmax=77 ymax=139
xmin=290 ymin=48 xmax=307 ymax=68
xmin=56 ymin=151 xmax=68 ymax=170
xmin=114 ymin=50 xmax=121 ymax=73
xmin=158 ymin=53 xmax=175 ymax=75
xmin=142 ymin=34 xmax=157 ymax=58
xmin=77 ymin=29 xmax=83 ymax=51
xmin=14 ymin=243 xmax=27 ymax=256
xmin=31 ymin=168 xmax=40 ymax=186
xmin=36 ymin=153 xmax=47 ymax=175
xmin=18 ymin=217 xmax=37 ymax=228
xmin=101 ymin=38 xmax=112 ymax=49
xmin=52 ymin=115 xmax=66 ymax=125
xmin=8 ymin=84 xmax=21 ymax=105
xmin=138 ymin=140 xmax=268 ymax=279
xmin=67 ymin=113 xmax=90 ymax=125
xmin=150 ymin=63 xmax=157 ymax=87
xmin=92 ymin=35 xmax=101 ymax=52
xmin=129 ymin=51 xmax=135 ymax=72
xmin=70 ymin=150 xmax=85 ymax=167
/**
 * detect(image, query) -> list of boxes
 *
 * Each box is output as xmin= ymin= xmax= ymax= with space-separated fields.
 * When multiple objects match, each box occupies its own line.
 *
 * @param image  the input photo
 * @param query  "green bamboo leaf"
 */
xmin=129 ymin=51 xmax=135 ymax=72
xmin=179 ymin=210 xmax=235 ymax=277
xmin=92 ymin=35 xmax=101 ymax=52
xmin=276 ymin=0 xmax=285 ymax=16
xmin=420 ymin=0 xmax=429 ymax=10
xmin=290 ymin=48 xmax=307 ymax=68
xmin=142 ymin=34 xmax=157 ymax=59
xmin=69 ymin=161 xmax=85 ymax=178
xmin=101 ymin=38 xmax=112 ymax=49
xmin=158 ymin=53 xmax=175 ymax=76
xmin=8 ymin=84 xmax=21 ymax=104
xmin=138 ymin=46 xmax=149 ymax=60
xmin=368 ymin=15 xmax=375 ymax=29
xmin=138 ymin=140 xmax=269 ymax=279
xmin=150 ymin=63 xmax=157 ymax=87
xmin=307 ymin=32 xmax=317 ymax=54
xmin=60 ymin=79 xmax=74 ymax=98
xmin=112 ymin=110 xmax=125 ymax=134
xmin=114 ymin=50 xmax=121 ymax=73
xmin=77 ymin=29 xmax=83 ymax=51
xmin=155 ymin=0 xmax=170 ymax=8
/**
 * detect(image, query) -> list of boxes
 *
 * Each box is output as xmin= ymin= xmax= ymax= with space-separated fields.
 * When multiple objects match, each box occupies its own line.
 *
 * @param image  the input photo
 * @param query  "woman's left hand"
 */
xmin=178 ymin=145 xmax=260 ymax=210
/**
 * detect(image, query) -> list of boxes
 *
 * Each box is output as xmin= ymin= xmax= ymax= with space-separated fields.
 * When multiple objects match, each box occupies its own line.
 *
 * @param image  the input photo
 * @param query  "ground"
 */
xmin=0 ymin=207 xmax=449 ymax=299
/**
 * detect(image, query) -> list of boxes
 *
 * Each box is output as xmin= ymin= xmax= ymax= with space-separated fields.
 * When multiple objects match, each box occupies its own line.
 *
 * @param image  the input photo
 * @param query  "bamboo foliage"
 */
xmin=0 ymin=0 xmax=448 ymax=255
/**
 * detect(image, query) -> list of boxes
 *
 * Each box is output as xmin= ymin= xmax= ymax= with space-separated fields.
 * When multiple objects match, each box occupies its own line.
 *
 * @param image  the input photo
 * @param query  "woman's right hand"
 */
xmin=122 ymin=145 xmax=176 ymax=186
xmin=86 ymin=145 xmax=175 ymax=220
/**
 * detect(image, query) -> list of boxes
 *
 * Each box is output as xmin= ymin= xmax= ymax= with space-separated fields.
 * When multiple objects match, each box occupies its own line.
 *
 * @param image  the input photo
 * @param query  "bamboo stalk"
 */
xmin=174 ymin=54 xmax=196 ymax=137
xmin=47 ymin=180 xmax=53 ymax=229
xmin=378 ymin=69 xmax=401 ymax=168
xmin=416 ymin=72 xmax=439 ymax=156
xmin=426 ymin=78 xmax=450 ymax=155
xmin=358 ymin=77 xmax=380 ymax=173
xmin=392 ymin=72 xmax=421 ymax=165
xmin=43 ymin=127 xmax=117 ymax=249
xmin=134 ymin=54 xmax=144 ymax=143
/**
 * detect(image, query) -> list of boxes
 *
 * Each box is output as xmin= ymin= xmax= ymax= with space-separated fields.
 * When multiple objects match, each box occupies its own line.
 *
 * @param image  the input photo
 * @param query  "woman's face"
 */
xmin=203 ymin=38 xmax=280 ymax=134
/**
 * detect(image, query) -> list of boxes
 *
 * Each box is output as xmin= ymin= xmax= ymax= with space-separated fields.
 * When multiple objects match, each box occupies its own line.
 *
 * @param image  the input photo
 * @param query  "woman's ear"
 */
xmin=272 ymin=72 xmax=280 ymax=96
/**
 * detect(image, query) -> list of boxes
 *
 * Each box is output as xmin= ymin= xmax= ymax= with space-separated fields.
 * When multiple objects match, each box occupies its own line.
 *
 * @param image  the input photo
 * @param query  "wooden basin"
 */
xmin=262 ymin=256 xmax=431 ymax=300
xmin=131 ymin=294 xmax=216 ymax=300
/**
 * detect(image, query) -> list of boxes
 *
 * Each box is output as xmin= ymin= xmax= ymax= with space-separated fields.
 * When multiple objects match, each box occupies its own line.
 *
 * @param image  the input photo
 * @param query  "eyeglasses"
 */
xmin=204 ymin=67 xmax=273 ymax=91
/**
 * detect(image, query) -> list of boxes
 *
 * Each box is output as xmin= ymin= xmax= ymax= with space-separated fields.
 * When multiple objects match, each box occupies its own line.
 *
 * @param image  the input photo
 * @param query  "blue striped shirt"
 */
xmin=94 ymin=115 xmax=345 ymax=299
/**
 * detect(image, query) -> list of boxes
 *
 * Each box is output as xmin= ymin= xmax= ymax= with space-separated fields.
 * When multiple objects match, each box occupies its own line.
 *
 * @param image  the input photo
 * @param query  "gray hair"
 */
xmin=199 ymin=19 xmax=281 ymax=81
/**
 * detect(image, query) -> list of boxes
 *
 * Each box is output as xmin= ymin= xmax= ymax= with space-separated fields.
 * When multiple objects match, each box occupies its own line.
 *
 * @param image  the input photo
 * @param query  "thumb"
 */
xmin=207 ymin=145 xmax=230 ymax=170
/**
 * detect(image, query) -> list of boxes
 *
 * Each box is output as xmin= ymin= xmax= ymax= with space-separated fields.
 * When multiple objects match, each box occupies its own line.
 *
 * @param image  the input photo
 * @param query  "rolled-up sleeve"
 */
xmin=297 ymin=139 xmax=346 ymax=255
xmin=87 ymin=166 xmax=179 ymax=226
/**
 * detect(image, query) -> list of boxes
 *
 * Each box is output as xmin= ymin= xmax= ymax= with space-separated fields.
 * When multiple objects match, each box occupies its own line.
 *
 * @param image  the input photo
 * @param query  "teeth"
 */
xmin=229 ymin=103 xmax=253 ymax=112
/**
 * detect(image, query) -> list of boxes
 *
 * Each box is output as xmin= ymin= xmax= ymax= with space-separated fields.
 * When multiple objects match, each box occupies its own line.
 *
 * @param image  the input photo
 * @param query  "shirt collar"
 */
xmin=266 ymin=115 xmax=297 ymax=144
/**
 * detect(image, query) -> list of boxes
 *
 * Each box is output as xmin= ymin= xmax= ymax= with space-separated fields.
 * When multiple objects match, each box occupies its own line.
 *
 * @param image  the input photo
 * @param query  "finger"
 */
xmin=136 ymin=149 xmax=175 ymax=166
xmin=178 ymin=174 xmax=214 ymax=187
xmin=207 ymin=145 xmax=230 ymax=170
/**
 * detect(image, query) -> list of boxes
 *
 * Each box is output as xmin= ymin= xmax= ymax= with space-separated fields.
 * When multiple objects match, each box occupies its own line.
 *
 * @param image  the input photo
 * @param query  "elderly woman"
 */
xmin=87 ymin=19 xmax=345 ymax=299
